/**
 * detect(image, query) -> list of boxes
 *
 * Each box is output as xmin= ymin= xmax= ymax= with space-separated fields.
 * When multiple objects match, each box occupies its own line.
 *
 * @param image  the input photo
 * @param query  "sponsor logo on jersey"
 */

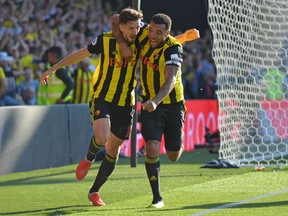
xmin=139 ymin=54 xmax=159 ymax=71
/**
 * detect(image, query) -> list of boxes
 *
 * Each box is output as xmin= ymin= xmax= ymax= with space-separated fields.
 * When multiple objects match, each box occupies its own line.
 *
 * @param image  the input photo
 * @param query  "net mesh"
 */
xmin=208 ymin=0 xmax=288 ymax=165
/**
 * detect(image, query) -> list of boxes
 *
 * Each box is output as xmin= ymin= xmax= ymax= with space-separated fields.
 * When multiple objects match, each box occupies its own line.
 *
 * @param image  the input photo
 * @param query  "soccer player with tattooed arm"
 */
xmin=113 ymin=13 xmax=200 ymax=208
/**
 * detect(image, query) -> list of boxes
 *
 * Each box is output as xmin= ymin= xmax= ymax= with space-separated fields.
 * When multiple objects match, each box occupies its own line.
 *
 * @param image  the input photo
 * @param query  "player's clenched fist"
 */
xmin=183 ymin=28 xmax=200 ymax=41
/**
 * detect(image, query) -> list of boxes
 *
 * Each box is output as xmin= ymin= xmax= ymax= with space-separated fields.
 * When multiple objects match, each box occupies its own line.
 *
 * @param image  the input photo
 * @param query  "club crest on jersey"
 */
xmin=153 ymin=54 xmax=159 ymax=59
xmin=94 ymin=110 xmax=100 ymax=116
xmin=139 ymin=54 xmax=159 ymax=71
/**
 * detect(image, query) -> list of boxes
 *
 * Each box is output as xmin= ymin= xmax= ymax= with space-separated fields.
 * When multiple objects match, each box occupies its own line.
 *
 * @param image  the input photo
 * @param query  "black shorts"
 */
xmin=140 ymin=101 xmax=186 ymax=151
xmin=89 ymin=98 xmax=135 ymax=140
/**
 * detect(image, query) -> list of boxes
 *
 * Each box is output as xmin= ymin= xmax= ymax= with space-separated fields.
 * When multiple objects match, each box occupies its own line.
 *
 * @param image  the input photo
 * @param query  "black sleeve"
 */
xmin=55 ymin=68 xmax=75 ymax=99
xmin=87 ymin=34 xmax=104 ymax=55
xmin=164 ymin=45 xmax=183 ymax=67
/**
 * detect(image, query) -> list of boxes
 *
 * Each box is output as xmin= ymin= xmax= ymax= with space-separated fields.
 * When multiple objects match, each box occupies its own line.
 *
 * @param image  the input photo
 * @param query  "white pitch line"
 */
xmin=189 ymin=188 xmax=288 ymax=216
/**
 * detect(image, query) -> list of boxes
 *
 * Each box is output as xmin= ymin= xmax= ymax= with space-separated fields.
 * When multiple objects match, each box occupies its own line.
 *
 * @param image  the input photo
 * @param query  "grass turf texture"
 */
xmin=0 ymin=148 xmax=288 ymax=216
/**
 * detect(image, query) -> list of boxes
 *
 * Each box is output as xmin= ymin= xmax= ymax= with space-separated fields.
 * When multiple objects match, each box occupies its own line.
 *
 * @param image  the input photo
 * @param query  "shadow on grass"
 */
xmin=1 ymin=200 xmax=287 ymax=215
xmin=0 ymin=205 xmax=146 ymax=215
xmin=0 ymin=169 xmax=77 ymax=186
xmin=133 ymin=148 xmax=218 ymax=165
xmin=0 ymin=170 xmax=219 ymax=187
xmin=0 ymin=205 xmax=88 ymax=215
xmin=0 ymin=150 xmax=218 ymax=187
xmin=139 ymin=200 xmax=288 ymax=213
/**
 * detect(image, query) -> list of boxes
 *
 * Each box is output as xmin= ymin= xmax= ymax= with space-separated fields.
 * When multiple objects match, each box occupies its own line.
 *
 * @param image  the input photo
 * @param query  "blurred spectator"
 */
xmin=198 ymin=71 xmax=217 ymax=99
xmin=184 ymin=71 xmax=199 ymax=99
xmin=17 ymin=68 xmax=39 ymax=105
xmin=0 ymin=51 xmax=23 ymax=105
xmin=0 ymin=0 xmax=217 ymax=106
xmin=193 ymin=50 xmax=216 ymax=99
xmin=0 ymin=61 xmax=8 ymax=106
xmin=72 ymin=59 xmax=94 ymax=104
xmin=37 ymin=46 xmax=74 ymax=105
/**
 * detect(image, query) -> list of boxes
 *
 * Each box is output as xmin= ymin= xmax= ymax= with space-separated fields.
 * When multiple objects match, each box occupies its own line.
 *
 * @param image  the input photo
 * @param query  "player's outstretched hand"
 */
xmin=39 ymin=68 xmax=54 ymax=85
xmin=183 ymin=28 xmax=200 ymax=41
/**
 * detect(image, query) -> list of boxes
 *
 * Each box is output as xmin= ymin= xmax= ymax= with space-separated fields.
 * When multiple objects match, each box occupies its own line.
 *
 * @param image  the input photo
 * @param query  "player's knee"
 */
xmin=106 ymin=149 xmax=120 ymax=158
xmin=166 ymin=150 xmax=183 ymax=162
xmin=145 ymin=140 xmax=160 ymax=158
xmin=106 ymin=144 xmax=122 ymax=158
xmin=95 ymin=135 xmax=109 ymax=146
xmin=167 ymin=153 xmax=179 ymax=162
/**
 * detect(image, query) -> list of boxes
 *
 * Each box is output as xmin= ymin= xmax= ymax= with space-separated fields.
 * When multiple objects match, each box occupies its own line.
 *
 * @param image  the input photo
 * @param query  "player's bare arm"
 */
xmin=176 ymin=28 xmax=200 ymax=44
xmin=142 ymin=65 xmax=178 ymax=112
xmin=40 ymin=48 xmax=92 ymax=85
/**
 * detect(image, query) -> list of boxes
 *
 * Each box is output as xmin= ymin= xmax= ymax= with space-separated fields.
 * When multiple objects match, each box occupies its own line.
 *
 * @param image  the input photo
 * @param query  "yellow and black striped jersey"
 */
xmin=72 ymin=68 xmax=93 ymax=104
xmin=138 ymin=27 xmax=184 ymax=104
xmin=87 ymin=32 xmax=139 ymax=107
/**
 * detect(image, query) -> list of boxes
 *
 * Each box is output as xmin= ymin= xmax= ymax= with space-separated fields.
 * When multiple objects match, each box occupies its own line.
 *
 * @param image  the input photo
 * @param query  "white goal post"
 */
xmin=208 ymin=0 xmax=288 ymax=166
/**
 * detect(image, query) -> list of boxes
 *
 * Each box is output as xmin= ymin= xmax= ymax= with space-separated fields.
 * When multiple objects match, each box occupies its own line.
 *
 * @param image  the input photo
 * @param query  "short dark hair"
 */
xmin=48 ymin=46 xmax=62 ymax=59
xmin=119 ymin=8 xmax=143 ymax=24
xmin=151 ymin=13 xmax=172 ymax=31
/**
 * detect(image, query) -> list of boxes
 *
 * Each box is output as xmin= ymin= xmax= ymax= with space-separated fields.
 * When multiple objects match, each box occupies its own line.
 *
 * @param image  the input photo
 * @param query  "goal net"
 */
xmin=208 ymin=0 xmax=288 ymax=166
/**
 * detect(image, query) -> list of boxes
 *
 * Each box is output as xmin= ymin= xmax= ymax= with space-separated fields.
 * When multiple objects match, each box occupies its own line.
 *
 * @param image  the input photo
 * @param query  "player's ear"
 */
xmin=165 ymin=30 xmax=170 ymax=37
xmin=119 ymin=23 xmax=124 ymax=32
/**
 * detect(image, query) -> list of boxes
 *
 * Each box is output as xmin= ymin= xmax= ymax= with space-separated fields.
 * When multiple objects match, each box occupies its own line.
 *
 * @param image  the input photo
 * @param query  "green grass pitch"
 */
xmin=1 ymin=148 xmax=288 ymax=216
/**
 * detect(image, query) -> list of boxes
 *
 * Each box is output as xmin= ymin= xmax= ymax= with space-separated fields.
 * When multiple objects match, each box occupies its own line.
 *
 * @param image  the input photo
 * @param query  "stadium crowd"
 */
xmin=0 ymin=0 xmax=217 ymax=106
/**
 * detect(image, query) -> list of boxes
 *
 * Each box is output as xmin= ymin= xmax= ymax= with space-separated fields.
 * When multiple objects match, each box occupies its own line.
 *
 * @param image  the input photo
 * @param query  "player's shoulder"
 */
xmin=103 ymin=31 xmax=114 ymax=38
xmin=138 ymin=22 xmax=148 ymax=37
xmin=166 ymin=36 xmax=182 ymax=47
